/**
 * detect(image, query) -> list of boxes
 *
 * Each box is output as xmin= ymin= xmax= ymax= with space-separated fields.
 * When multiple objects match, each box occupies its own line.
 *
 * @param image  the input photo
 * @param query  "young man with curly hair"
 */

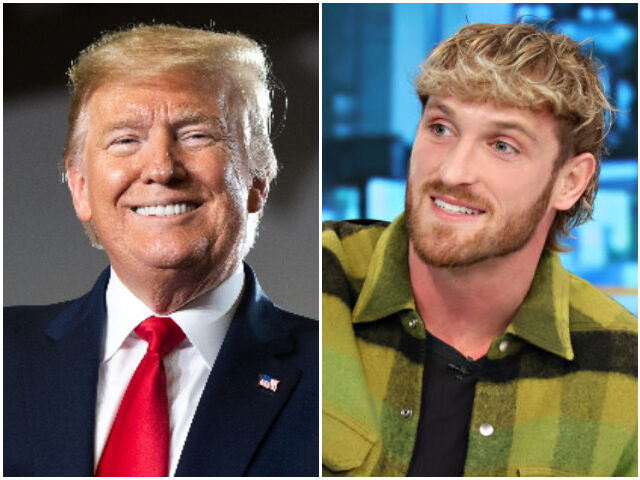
xmin=323 ymin=22 xmax=636 ymax=477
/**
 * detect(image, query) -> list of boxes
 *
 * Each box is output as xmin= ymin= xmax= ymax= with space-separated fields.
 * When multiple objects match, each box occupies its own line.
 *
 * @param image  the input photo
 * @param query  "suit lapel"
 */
xmin=176 ymin=265 xmax=301 ymax=476
xmin=21 ymin=265 xmax=301 ymax=476
xmin=24 ymin=270 xmax=108 ymax=476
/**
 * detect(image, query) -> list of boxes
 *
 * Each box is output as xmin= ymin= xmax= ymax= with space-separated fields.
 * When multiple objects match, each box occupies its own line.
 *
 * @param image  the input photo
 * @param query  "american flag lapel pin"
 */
xmin=258 ymin=373 xmax=280 ymax=392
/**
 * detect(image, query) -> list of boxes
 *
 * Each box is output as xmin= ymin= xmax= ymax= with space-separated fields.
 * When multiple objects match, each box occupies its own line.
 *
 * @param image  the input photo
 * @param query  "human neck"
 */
xmin=111 ymin=259 xmax=241 ymax=315
xmin=409 ymin=228 xmax=549 ymax=360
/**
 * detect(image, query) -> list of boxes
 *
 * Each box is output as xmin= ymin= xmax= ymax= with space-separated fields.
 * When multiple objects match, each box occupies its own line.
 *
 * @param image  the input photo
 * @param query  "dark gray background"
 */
xmin=4 ymin=4 xmax=319 ymax=318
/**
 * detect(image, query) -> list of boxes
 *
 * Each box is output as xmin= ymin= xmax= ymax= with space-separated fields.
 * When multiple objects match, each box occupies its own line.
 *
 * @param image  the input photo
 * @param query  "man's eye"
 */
xmin=493 ymin=140 xmax=518 ymax=154
xmin=181 ymin=133 xmax=214 ymax=146
xmin=108 ymin=137 xmax=139 ymax=153
xmin=430 ymin=123 xmax=452 ymax=136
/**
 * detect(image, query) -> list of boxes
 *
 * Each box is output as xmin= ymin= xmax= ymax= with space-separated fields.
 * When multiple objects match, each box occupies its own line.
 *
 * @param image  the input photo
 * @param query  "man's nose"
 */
xmin=438 ymin=139 xmax=477 ymax=187
xmin=140 ymin=134 xmax=186 ymax=184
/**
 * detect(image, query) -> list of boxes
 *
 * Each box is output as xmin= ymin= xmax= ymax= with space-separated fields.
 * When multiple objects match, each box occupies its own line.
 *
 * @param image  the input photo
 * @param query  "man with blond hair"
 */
xmin=5 ymin=24 xmax=318 ymax=477
xmin=323 ymin=22 xmax=636 ymax=476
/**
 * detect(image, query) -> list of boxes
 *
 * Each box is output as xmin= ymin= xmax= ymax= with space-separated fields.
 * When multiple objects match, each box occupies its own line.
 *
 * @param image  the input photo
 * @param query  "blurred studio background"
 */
xmin=4 ymin=4 xmax=319 ymax=318
xmin=323 ymin=3 xmax=638 ymax=314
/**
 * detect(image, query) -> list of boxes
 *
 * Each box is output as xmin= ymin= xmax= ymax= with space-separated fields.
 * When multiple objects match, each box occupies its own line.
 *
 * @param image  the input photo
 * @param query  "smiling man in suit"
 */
xmin=4 ymin=24 xmax=318 ymax=477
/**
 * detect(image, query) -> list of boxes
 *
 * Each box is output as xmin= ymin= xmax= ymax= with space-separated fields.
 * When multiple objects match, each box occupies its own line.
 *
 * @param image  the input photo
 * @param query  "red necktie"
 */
xmin=96 ymin=316 xmax=186 ymax=477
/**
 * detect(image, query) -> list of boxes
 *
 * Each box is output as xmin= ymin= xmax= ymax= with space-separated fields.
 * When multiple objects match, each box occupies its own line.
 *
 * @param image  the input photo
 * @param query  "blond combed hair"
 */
xmin=415 ymin=22 xmax=614 ymax=251
xmin=62 ymin=24 xmax=278 ymax=250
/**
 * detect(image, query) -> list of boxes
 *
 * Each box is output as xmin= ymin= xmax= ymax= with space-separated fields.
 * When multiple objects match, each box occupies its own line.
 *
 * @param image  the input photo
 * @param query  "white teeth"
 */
xmin=134 ymin=203 xmax=196 ymax=216
xmin=434 ymin=198 xmax=483 ymax=215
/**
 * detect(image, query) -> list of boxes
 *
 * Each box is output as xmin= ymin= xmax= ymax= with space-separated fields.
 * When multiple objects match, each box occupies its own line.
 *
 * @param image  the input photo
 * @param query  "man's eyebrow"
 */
xmin=100 ymin=117 xmax=147 ymax=133
xmin=99 ymin=112 xmax=225 ymax=134
xmin=171 ymin=112 xmax=221 ymax=125
xmin=489 ymin=120 xmax=538 ymax=143
xmin=425 ymin=100 xmax=454 ymax=117
xmin=171 ymin=112 xmax=225 ymax=130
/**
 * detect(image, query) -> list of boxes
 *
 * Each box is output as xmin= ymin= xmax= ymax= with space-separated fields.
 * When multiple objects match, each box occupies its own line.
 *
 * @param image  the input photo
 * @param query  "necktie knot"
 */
xmin=135 ymin=316 xmax=185 ymax=356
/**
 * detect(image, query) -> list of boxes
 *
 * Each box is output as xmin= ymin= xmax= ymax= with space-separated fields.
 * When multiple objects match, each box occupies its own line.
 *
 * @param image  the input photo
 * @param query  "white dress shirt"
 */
xmin=94 ymin=265 xmax=245 ymax=476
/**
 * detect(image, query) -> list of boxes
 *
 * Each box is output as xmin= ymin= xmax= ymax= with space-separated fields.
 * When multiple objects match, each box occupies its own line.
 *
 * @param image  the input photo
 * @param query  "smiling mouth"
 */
xmin=133 ymin=203 xmax=199 ymax=217
xmin=433 ymin=197 xmax=485 ymax=215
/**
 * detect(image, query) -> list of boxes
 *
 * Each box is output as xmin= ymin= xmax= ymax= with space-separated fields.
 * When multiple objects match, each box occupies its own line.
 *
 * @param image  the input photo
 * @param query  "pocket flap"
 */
xmin=322 ymin=403 xmax=379 ymax=472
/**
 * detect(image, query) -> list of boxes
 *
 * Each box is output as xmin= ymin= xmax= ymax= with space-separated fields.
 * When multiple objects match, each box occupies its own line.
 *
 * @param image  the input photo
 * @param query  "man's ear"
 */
xmin=66 ymin=161 xmax=93 ymax=222
xmin=551 ymin=152 xmax=596 ymax=211
xmin=247 ymin=176 xmax=269 ymax=214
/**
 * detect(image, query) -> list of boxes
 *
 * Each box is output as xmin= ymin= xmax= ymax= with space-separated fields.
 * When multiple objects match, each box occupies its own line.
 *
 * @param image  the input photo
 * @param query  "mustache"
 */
xmin=419 ymin=180 xmax=491 ymax=212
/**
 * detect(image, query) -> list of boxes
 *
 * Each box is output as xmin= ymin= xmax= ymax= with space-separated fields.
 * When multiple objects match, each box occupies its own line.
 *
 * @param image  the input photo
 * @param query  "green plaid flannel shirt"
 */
xmin=322 ymin=214 xmax=637 ymax=476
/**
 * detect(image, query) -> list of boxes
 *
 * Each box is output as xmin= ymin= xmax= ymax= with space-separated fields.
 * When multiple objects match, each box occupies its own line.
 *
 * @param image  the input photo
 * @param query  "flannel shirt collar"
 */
xmin=352 ymin=213 xmax=574 ymax=361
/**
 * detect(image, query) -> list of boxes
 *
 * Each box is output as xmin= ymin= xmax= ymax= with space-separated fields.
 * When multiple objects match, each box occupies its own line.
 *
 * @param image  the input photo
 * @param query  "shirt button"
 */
xmin=498 ymin=339 xmax=510 ymax=352
xmin=408 ymin=317 xmax=418 ymax=329
xmin=400 ymin=408 xmax=413 ymax=418
xmin=479 ymin=423 xmax=494 ymax=436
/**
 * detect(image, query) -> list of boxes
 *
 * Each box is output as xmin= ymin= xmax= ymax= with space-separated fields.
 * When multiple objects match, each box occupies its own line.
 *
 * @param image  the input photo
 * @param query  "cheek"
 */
xmin=191 ymin=157 xmax=248 ymax=207
xmin=484 ymin=179 xmax=534 ymax=218
xmin=87 ymin=159 xmax=134 ymax=205
xmin=408 ymin=149 xmax=433 ymax=186
xmin=410 ymin=134 xmax=443 ymax=172
xmin=495 ymin=166 xmax=550 ymax=203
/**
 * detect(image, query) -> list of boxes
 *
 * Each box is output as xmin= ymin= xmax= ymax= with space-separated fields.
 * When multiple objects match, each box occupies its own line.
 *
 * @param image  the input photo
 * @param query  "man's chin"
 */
xmin=105 ymin=238 xmax=210 ymax=273
xmin=413 ymin=241 xmax=491 ymax=268
xmin=140 ymin=245 xmax=210 ymax=271
xmin=407 ymin=221 xmax=492 ymax=268
xmin=417 ymin=248 xmax=497 ymax=269
xmin=410 ymin=228 xmax=537 ymax=269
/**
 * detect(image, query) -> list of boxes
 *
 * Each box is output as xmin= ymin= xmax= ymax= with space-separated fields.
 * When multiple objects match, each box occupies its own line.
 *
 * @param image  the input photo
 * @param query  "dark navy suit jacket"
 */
xmin=4 ymin=264 xmax=318 ymax=476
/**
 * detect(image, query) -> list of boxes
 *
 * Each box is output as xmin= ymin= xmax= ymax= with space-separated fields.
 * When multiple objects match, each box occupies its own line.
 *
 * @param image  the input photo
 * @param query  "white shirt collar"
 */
xmin=103 ymin=264 xmax=245 ymax=369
